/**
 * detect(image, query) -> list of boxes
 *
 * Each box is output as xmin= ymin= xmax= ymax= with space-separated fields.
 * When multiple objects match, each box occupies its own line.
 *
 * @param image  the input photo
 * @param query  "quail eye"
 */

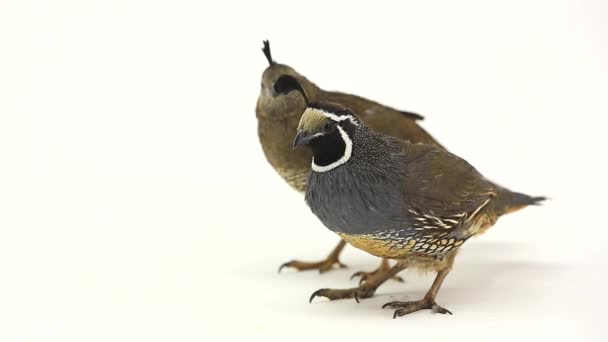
xmin=323 ymin=121 xmax=335 ymax=133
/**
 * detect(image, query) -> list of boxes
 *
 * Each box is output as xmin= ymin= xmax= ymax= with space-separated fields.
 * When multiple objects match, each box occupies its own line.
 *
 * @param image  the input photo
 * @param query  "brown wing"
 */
xmin=402 ymin=143 xmax=496 ymax=218
xmin=323 ymin=91 xmax=442 ymax=148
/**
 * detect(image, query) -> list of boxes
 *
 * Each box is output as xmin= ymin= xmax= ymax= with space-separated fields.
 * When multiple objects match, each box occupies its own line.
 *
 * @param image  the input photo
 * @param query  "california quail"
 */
xmin=293 ymin=103 xmax=545 ymax=318
xmin=256 ymin=40 xmax=442 ymax=281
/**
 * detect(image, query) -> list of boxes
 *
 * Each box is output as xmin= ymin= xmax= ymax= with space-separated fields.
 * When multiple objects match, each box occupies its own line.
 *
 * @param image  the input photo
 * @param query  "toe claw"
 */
xmin=354 ymin=292 xmax=360 ymax=303
xmin=278 ymin=261 xmax=292 ymax=274
xmin=309 ymin=289 xmax=325 ymax=303
xmin=350 ymin=271 xmax=363 ymax=280
xmin=393 ymin=275 xmax=405 ymax=283
xmin=432 ymin=304 xmax=453 ymax=315
xmin=383 ymin=299 xmax=452 ymax=318
xmin=382 ymin=301 xmax=397 ymax=309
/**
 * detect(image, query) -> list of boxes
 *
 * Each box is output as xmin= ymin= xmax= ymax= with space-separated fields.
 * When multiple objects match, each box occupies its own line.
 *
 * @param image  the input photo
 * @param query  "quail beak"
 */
xmin=293 ymin=130 xmax=313 ymax=149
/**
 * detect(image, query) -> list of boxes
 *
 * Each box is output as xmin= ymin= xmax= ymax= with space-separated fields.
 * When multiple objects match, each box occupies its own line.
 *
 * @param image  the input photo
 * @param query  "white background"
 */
xmin=1 ymin=0 xmax=607 ymax=341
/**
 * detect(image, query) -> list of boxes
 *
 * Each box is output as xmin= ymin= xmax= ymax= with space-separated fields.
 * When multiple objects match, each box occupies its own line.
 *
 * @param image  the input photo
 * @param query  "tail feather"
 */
xmin=500 ymin=191 xmax=546 ymax=215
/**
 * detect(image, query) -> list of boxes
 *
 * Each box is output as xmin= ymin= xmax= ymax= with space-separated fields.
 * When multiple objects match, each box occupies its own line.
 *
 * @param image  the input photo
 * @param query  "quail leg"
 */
xmin=278 ymin=240 xmax=347 ymax=274
xmin=382 ymin=259 xmax=454 ymax=318
xmin=310 ymin=261 xmax=407 ymax=303
xmin=350 ymin=258 xmax=405 ymax=285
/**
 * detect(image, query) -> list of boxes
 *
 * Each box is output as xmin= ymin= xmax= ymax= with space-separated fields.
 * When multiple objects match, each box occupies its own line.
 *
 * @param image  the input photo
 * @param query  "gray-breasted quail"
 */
xmin=256 ymin=40 xmax=442 ymax=282
xmin=293 ymin=103 xmax=545 ymax=317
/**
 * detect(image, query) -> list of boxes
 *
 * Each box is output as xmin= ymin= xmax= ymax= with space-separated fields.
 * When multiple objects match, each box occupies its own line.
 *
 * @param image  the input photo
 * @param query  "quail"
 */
xmin=256 ymin=40 xmax=442 ymax=282
xmin=293 ymin=103 xmax=545 ymax=318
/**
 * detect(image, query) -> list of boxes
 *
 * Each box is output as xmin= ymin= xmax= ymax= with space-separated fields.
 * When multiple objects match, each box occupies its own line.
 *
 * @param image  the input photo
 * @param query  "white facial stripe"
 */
xmin=311 ymin=125 xmax=352 ymax=173
xmin=316 ymin=109 xmax=360 ymax=127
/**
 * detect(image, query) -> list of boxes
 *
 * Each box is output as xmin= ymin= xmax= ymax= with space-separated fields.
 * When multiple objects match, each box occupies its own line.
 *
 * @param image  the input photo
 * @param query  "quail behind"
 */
xmin=293 ymin=103 xmax=545 ymax=317
xmin=256 ymin=40 xmax=442 ymax=282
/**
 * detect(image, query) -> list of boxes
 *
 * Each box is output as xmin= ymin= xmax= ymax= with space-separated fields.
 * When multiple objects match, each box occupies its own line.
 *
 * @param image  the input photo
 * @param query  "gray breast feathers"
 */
xmin=305 ymin=162 xmax=408 ymax=235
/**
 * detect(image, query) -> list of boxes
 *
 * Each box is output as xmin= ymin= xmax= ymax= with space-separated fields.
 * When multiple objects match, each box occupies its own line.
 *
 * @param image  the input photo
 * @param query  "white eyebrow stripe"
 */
xmin=315 ymin=109 xmax=360 ymax=126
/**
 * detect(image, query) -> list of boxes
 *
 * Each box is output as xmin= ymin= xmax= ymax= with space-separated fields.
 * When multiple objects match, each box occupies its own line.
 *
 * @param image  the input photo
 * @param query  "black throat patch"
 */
xmin=309 ymin=129 xmax=346 ymax=167
xmin=273 ymin=75 xmax=308 ymax=104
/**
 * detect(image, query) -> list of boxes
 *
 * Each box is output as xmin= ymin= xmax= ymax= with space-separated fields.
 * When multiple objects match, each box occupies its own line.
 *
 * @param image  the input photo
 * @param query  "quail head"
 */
xmin=256 ymin=40 xmax=442 ymax=280
xmin=294 ymin=103 xmax=545 ymax=317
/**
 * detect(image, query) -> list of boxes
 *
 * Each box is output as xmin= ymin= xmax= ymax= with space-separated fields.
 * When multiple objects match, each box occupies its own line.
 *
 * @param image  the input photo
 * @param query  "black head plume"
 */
xmin=262 ymin=40 xmax=274 ymax=66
